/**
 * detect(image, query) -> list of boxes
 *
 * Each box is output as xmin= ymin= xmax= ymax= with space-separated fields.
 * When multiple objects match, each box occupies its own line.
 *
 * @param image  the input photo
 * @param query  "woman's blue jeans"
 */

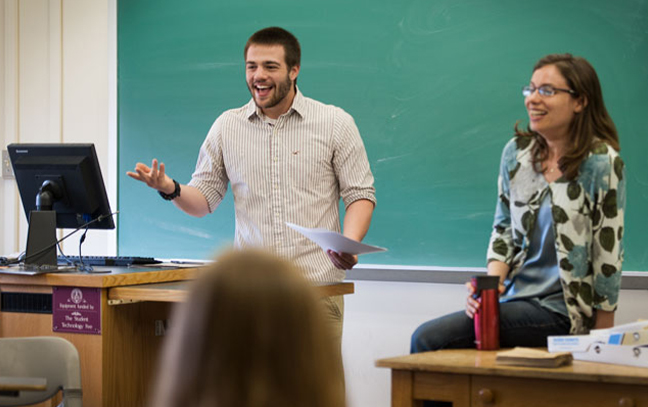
xmin=411 ymin=299 xmax=571 ymax=353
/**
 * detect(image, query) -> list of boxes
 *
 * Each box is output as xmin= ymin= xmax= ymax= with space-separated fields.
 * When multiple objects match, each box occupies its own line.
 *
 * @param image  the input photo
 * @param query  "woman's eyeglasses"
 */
xmin=522 ymin=85 xmax=577 ymax=97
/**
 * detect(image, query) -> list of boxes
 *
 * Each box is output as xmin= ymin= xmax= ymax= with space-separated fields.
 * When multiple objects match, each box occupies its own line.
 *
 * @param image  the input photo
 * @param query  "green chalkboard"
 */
xmin=118 ymin=0 xmax=648 ymax=270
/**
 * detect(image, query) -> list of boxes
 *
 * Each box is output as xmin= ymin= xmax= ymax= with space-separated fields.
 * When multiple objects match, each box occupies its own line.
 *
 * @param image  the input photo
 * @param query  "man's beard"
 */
xmin=250 ymin=74 xmax=293 ymax=110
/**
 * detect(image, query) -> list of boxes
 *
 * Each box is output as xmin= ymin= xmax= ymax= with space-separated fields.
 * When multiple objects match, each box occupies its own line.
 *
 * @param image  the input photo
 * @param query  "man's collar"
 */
xmin=290 ymin=88 xmax=306 ymax=118
xmin=246 ymin=87 xmax=306 ymax=121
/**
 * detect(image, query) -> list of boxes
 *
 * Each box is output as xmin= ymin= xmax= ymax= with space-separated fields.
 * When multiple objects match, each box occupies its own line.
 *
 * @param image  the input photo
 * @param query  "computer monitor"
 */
xmin=8 ymin=143 xmax=115 ymax=267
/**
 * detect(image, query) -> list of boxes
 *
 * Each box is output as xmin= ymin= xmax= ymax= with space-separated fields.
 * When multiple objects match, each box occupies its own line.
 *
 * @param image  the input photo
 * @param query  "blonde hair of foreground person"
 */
xmin=150 ymin=249 xmax=346 ymax=407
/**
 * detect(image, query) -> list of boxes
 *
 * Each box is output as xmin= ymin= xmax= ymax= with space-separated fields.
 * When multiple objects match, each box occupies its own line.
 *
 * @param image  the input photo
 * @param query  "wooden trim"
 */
xmin=107 ymin=281 xmax=355 ymax=304
xmin=376 ymin=349 xmax=648 ymax=386
xmin=0 ymin=284 xmax=52 ymax=294
xmin=108 ymin=281 xmax=190 ymax=304
xmin=316 ymin=282 xmax=354 ymax=297
xmin=0 ymin=266 xmax=203 ymax=288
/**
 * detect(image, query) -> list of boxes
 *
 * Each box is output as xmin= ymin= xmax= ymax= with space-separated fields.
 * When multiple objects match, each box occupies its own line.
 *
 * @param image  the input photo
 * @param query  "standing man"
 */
xmin=127 ymin=26 xmax=376 ymax=349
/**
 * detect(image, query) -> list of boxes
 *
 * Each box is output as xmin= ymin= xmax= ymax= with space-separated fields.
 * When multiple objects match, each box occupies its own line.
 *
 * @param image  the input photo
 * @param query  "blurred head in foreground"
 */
xmin=151 ymin=249 xmax=345 ymax=407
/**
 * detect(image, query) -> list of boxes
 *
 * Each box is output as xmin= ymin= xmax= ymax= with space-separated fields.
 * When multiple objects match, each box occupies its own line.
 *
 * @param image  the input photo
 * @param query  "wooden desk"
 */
xmin=376 ymin=349 xmax=648 ymax=407
xmin=0 ymin=266 xmax=353 ymax=407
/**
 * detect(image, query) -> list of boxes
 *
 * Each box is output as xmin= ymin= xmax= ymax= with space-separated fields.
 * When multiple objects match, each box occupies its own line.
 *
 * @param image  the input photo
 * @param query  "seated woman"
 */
xmin=150 ymin=249 xmax=345 ymax=407
xmin=412 ymin=53 xmax=625 ymax=352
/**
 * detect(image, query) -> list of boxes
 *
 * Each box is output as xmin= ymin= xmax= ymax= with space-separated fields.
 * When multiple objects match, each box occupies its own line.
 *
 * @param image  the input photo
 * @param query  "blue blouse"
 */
xmin=501 ymin=193 xmax=567 ymax=317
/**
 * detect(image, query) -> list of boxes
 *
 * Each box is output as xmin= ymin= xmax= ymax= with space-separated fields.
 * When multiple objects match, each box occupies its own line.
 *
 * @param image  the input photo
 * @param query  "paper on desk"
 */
xmin=286 ymin=222 xmax=387 ymax=255
xmin=151 ymin=259 xmax=212 ymax=268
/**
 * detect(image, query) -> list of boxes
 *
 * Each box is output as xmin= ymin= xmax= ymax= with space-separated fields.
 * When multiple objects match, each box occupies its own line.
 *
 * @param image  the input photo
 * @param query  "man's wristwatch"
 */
xmin=158 ymin=179 xmax=181 ymax=201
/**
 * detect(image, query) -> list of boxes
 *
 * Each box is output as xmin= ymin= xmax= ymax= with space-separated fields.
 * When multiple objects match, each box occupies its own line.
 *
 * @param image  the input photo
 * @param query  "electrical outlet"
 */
xmin=2 ymin=150 xmax=14 ymax=179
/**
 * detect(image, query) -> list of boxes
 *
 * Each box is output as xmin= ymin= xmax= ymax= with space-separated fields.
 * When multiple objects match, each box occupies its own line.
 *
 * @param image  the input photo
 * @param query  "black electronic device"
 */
xmin=57 ymin=255 xmax=160 ymax=267
xmin=8 ymin=143 xmax=115 ymax=267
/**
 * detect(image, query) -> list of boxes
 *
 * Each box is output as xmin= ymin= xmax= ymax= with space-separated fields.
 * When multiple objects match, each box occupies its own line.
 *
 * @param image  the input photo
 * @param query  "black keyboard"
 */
xmin=57 ymin=255 xmax=161 ymax=267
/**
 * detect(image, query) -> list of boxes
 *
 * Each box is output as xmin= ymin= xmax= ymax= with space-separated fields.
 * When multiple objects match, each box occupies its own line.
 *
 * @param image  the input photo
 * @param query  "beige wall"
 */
xmin=1 ymin=0 xmax=116 ymax=257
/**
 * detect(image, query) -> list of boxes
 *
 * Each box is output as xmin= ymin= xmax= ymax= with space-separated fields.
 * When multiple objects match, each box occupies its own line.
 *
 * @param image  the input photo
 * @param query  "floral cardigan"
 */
xmin=487 ymin=136 xmax=625 ymax=334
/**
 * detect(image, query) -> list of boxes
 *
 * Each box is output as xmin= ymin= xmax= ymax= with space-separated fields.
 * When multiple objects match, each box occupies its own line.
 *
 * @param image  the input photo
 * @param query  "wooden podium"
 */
xmin=0 ymin=266 xmax=353 ymax=407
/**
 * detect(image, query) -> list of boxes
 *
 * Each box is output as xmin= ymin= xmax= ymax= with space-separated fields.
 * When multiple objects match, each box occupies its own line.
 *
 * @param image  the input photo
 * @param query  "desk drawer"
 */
xmin=413 ymin=372 xmax=470 ymax=407
xmin=471 ymin=376 xmax=648 ymax=407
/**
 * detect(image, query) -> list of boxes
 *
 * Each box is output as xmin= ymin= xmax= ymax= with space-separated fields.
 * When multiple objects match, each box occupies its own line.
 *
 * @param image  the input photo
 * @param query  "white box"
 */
xmin=547 ymin=334 xmax=615 ymax=352
xmin=572 ymin=343 xmax=648 ymax=368
xmin=548 ymin=320 xmax=648 ymax=353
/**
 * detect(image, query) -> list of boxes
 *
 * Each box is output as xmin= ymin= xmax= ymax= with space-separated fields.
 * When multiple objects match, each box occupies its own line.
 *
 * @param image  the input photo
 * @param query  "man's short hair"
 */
xmin=244 ymin=27 xmax=301 ymax=69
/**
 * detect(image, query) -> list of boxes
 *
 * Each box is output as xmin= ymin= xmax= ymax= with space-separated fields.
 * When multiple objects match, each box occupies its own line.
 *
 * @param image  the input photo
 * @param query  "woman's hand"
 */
xmin=465 ymin=282 xmax=479 ymax=319
xmin=464 ymin=280 xmax=505 ymax=319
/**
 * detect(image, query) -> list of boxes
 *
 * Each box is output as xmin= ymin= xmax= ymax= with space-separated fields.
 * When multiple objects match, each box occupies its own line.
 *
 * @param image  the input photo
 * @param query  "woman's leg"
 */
xmin=498 ymin=300 xmax=571 ymax=347
xmin=411 ymin=299 xmax=570 ymax=353
xmin=410 ymin=310 xmax=475 ymax=353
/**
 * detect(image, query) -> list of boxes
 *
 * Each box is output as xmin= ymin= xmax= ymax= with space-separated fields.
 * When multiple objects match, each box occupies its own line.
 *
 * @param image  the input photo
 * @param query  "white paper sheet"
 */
xmin=286 ymin=222 xmax=387 ymax=255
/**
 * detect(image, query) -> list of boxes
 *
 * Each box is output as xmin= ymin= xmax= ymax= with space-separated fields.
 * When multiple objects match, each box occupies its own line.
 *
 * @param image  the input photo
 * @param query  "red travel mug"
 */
xmin=471 ymin=275 xmax=500 ymax=350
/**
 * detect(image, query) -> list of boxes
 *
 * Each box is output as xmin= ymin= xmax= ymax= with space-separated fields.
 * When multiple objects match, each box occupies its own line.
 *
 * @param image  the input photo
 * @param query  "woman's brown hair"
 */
xmin=151 ymin=249 xmax=345 ymax=407
xmin=515 ymin=53 xmax=619 ymax=180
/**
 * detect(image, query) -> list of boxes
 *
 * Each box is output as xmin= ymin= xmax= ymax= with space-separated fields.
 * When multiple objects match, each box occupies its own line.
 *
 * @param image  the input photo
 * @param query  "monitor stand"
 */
xmin=25 ymin=210 xmax=57 ymax=267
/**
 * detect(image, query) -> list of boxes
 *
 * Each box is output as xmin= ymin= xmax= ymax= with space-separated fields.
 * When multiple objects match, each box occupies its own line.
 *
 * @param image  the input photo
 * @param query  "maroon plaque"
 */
xmin=52 ymin=287 xmax=101 ymax=335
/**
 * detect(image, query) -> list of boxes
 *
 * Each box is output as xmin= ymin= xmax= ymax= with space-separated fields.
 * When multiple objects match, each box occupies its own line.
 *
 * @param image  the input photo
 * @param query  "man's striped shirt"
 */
xmin=188 ymin=90 xmax=376 ymax=282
